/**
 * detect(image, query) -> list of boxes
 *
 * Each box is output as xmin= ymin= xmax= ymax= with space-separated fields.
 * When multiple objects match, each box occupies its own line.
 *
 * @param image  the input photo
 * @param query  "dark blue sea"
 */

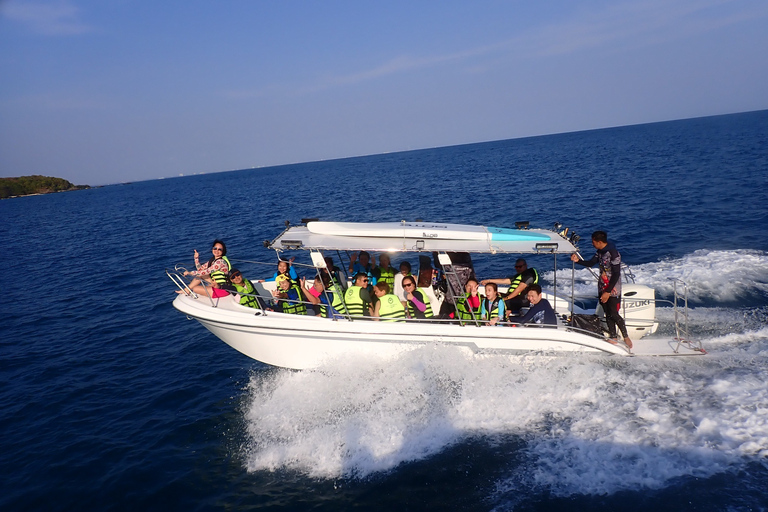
xmin=2 ymin=110 xmax=768 ymax=511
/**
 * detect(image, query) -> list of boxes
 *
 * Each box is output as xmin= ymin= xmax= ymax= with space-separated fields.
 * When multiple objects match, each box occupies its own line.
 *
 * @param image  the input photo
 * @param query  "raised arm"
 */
xmin=480 ymin=277 xmax=512 ymax=286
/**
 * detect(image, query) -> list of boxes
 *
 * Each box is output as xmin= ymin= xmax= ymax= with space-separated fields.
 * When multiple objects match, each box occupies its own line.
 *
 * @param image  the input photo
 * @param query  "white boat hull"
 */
xmin=173 ymin=294 xmax=699 ymax=370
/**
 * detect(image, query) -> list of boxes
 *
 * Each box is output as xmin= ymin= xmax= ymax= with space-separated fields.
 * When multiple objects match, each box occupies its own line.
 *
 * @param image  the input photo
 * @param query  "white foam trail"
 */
xmin=242 ymin=348 xmax=469 ymax=478
xmin=654 ymin=306 xmax=768 ymax=340
xmin=633 ymin=249 xmax=768 ymax=303
xmin=545 ymin=249 xmax=768 ymax=304
xmin=241 ymin=315 xmax=768 ymax=496
xmin=497 ymin=350 xmax=768 ymax=496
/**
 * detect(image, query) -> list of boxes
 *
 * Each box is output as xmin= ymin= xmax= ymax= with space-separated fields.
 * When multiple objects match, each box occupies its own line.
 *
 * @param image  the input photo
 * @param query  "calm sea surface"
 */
xmin=2 ymin=111 xmax=768 ymax=511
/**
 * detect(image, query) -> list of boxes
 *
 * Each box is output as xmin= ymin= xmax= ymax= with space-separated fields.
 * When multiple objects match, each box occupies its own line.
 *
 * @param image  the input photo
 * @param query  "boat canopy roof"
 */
xmin=268 ymin=221 xmax=579 ymax=255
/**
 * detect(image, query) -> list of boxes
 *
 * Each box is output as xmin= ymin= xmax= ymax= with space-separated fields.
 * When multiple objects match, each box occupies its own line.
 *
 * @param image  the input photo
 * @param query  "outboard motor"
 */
xmin=619 ymin=283 xmax=658 ymax=337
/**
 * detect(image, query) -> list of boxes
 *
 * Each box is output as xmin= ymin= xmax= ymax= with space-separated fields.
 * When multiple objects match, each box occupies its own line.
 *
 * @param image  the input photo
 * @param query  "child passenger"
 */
xmin=271 ymin=275 xmax=306 ymax=315
xmin=260 ymin=258 xmax=298 ymax=283
xmin=481 ymin=283 xmax=506 ymax=326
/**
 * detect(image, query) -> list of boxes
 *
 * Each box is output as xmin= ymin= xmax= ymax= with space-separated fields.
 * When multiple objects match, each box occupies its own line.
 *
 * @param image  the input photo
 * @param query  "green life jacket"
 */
xmin=344 ymin=286 xmax=368 ymax=317
xmin=234 ymin=278 xmax=260 ymax=309
xmin=455 ymin=293 xmax=481 ymax=321
xmin=483 ymin=296 xmax=502 ymax=321
xmin=376 ymin=266 xmax=396 ymax=292
xmin=327 ymin=284 xmax=348 ymax=317
xmin=316 ymin=287 xmax=346 ymax=318
xmin=378 ymin=293 xmax=406 ymax=322
xmin=280 ymin=283 xmax=306 ymax=315
xmin=510 ymin=268 xmax=539 ymax=293
xmin=317 ymin=300 xmax=328 ymax=318
xmin=209 ymin=256 xmax=231 ymax=285
xmin=407 ymin=288 xmax=433 ymax=319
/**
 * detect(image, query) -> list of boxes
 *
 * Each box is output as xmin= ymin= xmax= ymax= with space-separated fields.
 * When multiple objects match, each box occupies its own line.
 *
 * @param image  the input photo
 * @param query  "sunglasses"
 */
xmin=403 ymin=283 xmax=414 ymax=288
xmin=515 ymin=265 xmax=524 ymax=268
xmin=230 ymin=274 xmax=242 ymax=279
xmin=212 ymin=247 xmax=223 ymax=251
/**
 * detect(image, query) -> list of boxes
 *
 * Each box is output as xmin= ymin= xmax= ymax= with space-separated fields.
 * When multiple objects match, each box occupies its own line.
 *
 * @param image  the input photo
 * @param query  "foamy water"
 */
xmin=548 ymin=249 xmax=768 ymax=305
xmin=241 ymin=253 xmax=768 ymax=497
xmin=242 ymin=333 xmax=768 ymax=494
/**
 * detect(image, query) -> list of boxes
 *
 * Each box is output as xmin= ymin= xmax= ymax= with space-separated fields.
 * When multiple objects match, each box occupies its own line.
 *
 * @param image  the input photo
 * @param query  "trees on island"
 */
xmin=0 ymin=175 xmax=90 ymax=199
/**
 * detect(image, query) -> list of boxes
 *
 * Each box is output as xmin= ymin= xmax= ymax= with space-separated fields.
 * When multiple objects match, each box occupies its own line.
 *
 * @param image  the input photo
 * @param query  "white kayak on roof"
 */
xmin=306 ymin=221 xmax=552 ymax=242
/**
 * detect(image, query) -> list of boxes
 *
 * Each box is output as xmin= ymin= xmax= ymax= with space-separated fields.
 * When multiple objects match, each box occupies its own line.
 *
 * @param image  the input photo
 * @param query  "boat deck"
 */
xmin=626 ymin=336 xmax=706 ymax=357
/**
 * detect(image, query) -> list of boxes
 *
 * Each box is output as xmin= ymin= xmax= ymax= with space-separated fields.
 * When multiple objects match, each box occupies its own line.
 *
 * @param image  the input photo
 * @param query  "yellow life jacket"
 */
xmin=327 ymin=284 xmax=348 ymax=317
xmin=376 ymin=266 xmax=396 ymax=292
xmin=510 ymin=268 xmax=539 ymax=292
xmin=378 ymin=293 xmax=406 ymax=322
xmin=235 ymin=278 xmax=260 ymax=309
xmin=207 ymin=256 xmax=231 ymax=285
xmin=407 ymin=288 xmax=433 ymax=319
xmin=344 ymin=286 xmax=368 ymax=317
xmin=482 ymin=296 xmax=503 ymax=321
xmin=455 ymin=293 xmax=481 ymax=321
xmin=280 ymin=283 xmax=306 ymax=315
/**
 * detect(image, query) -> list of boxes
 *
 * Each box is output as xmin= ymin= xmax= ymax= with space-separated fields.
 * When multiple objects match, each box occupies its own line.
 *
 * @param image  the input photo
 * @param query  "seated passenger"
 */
xmin=455 ymin=278 xmax=482 ymax=324
xmin=302 ymin=275 xmax=322 ymax=314
xmin=323 ymin=272 xmax=348 ymax=316
xmin=373 ymin=254 xmax=396 ymax=294
xmin=349 ymin=251 xmax=377 ymax=287
xmin=393 ymin=260 xmax=412 ymax=300
xmin=179 ymin=239 xmax=231 ymax=294
xmin=344 ymin=273 xmax=373 ymax=318
xmin=402 ymin=275 xmax=433 ymax=320
xmin=517 ymin=284 xmax=557 ymax=326
xmin=323 ymin=256 xmax=347 ymax=291
xmin=260 ymin=258 xmax=298 ymax=283
xmin=271 ymin=275 xmax=306 ymax=315
xmin=226 ymin=268 xmax=265 ymax=309
xmin=481 ymin=259 xmax=539 ymax=314
xmin=302 ymin=274 xmax=345 ymax=318
xmin=481 ymin=282 xmax=506 ymax=326
xmin=186 ymin=279 xmax=229 ymax=299
xmin=371 ymin=282 xmax=406 ymax=322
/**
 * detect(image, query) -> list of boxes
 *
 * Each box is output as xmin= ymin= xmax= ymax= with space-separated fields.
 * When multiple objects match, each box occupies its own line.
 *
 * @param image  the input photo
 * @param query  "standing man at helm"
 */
xmin=571 ymin=230 xmax=633 ymax=349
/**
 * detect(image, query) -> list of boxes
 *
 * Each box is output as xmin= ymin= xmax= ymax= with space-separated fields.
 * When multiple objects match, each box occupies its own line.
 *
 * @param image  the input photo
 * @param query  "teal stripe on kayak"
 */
xmin=487 ymin=227 xmax=552 ymax=241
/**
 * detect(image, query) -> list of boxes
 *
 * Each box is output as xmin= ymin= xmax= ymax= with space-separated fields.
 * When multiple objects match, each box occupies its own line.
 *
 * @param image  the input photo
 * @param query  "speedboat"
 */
xmin=169 ymin=220 xmax=705 ymax=369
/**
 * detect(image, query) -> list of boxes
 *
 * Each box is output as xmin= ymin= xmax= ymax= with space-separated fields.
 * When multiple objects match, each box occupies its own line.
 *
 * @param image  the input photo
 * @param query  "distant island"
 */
xmin=0 ymin=175 xmax=90 ymax=199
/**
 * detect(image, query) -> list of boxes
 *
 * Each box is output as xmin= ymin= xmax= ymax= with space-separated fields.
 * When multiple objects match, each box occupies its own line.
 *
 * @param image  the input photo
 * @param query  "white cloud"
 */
xmin=213 ymin=0 xmax=767 ymax=104
xmin=308 ymin=0 xmax=768 ymax=89
xmin=514 ymin=0 xmax=768 ymax=58
xmin=2 ymin=0 xmax=93 ymax=35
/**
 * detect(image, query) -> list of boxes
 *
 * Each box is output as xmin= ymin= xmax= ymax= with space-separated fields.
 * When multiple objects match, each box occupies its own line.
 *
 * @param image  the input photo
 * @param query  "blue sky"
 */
xmin=2 ymin=0 xmax=767 ymax=185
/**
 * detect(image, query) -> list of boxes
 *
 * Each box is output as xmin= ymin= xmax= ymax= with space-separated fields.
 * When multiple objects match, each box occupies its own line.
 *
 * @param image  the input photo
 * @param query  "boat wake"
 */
xmin=549 ymin=248 xmax=768 ymax=306
xmin=240 ymin=303 xmax=768 ymax=497
xmin=633 ymin=249 xmax=768 ymax=304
